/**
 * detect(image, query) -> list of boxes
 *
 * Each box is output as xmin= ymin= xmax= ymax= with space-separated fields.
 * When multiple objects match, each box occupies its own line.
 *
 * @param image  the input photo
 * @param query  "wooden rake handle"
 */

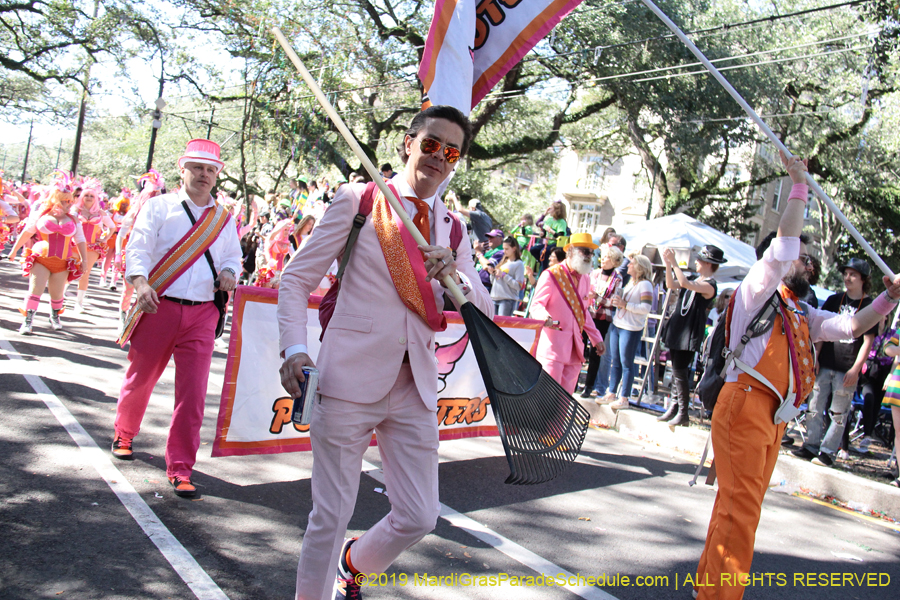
xmin=640 ymin=0 xmax=894 ymax=278
xmin=272 ymin=27 xmax=469 ymax=306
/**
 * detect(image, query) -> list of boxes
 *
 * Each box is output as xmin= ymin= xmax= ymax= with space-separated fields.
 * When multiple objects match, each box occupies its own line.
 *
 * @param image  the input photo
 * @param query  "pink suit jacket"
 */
xmin=529 ymin=266 xmax=603 ymax=364
xmin=277 ymin=182 xmax=493 ymax=411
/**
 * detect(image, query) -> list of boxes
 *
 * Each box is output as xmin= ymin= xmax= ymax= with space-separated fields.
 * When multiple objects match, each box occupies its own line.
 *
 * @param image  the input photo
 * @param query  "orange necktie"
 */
xmin=407 ymin=196 xmax=430 ymax=243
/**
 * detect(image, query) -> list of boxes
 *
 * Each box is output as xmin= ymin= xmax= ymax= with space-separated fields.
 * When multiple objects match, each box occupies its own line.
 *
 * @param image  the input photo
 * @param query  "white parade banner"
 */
xmin=213 ymin=286 xmax=544 ymax=456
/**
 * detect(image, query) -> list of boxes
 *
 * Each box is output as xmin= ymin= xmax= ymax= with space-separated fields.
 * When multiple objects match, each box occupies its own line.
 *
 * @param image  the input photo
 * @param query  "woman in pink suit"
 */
xmin=529 ymin=232 xmax=605 ymax=393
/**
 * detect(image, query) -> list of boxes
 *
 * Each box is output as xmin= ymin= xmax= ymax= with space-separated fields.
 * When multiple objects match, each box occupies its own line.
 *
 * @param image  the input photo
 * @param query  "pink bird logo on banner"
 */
xmin=418 ymin=0 xmax=585 ymax=114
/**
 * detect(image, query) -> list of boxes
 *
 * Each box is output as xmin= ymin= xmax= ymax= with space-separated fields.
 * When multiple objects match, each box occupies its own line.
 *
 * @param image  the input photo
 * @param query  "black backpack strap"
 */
xmin=181 ymin=201 xmax=219 ymax=284
xmin=720 ymin=291 xmax=782 ymax=377
xmin=335 ymin=182 xmax=378 ymax=280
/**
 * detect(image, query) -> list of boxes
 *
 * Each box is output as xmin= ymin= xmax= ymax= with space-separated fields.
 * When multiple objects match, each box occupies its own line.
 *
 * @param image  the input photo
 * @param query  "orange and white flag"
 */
xmin=418 ymin=0 xmax=585 ymax=114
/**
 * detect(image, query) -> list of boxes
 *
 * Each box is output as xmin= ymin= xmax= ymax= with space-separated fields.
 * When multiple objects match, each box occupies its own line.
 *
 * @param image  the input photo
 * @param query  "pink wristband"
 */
xmin=873 ymin=291 xmax=899 ymax=315
xmin=789 ymin=184 xmax=809 ymax=203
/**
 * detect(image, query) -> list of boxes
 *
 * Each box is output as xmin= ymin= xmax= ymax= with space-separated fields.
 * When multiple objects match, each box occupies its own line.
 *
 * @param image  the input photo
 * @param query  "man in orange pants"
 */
xmin=695 ymin=153 xmax=900 ymax=599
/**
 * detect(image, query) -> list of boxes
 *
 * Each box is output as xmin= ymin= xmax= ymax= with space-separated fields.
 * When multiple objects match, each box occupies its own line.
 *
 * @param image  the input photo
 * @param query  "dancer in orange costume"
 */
xmin=8 ymin=171 xmax=87 ymax=334
xmin=115 ymin=171 xmax=165 ymax=329
xmin=694 ymin=153 xmax=900 ymax=600
xmin=101 ymin=192 xmax=130 ymax=288
xmin=72 ymin=179 xmax=116 ymax=313
xmin=255 ymin=218 xmax=292 ymax=288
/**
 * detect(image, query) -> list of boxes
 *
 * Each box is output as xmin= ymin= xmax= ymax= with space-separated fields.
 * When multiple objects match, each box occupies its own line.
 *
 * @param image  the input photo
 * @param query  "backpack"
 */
xmin=696 ymin=291 xmax=782 ymax=411
xmin=318 ymin=182 xmax=464 ymax=340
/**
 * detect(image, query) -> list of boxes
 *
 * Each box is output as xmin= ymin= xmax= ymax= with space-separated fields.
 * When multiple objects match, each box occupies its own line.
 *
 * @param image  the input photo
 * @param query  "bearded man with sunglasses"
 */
xmin=277 ymin=105 xmax=492 ymax=600
xmin=693 ymin=153 xmax=900 ymax=600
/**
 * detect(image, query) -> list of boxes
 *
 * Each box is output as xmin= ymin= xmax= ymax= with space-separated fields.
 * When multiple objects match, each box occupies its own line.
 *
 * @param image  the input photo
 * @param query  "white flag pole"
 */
xmin=640 ymin=0 xmax=893 ymax=278
xmin=272 ymin=27 xmax=468 ymax=305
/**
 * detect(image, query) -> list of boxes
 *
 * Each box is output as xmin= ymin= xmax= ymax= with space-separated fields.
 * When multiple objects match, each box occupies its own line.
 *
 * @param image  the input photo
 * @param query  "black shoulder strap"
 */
xmin=335 ymin=182 xmax=378 ymax=280
xmin=181 ymin=201 xmax=219 ymax=284
xmin=741 ymin=292 xmax=782 ymax=345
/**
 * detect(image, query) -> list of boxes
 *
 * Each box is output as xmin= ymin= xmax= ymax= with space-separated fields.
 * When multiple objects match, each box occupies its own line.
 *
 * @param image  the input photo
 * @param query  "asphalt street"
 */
xmin=1 ymin=257 xmax=899 ymax=600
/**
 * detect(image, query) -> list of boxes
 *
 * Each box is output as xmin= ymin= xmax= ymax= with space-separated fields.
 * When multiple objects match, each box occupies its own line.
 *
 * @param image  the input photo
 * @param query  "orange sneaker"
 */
xmin=111 ymin=435 xmax=134 ymax=460
xmin=168 ymin=476 xmax=197 ymax=498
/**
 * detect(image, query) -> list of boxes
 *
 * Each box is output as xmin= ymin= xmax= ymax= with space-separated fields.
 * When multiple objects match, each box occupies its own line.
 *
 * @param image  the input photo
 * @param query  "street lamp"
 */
xmin=145 ymin=93 xmax=166 ymax=172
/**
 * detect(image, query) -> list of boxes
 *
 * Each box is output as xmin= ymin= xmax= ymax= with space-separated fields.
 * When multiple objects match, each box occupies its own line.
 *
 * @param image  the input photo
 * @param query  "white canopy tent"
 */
xmin=611 ymin=213 xmax=758 ymax=281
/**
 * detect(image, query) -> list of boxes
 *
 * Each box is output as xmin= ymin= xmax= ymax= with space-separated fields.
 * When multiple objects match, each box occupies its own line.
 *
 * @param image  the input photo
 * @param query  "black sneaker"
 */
xmin=780 ymin=434 xmax=795 ymax=447
xmin=791 ymin=447 xmax=816 ymax=460
xmin=333 ymin=538 xmax=362 ymax=599
xmin=812 ymin=452 xmax=834 ymax=467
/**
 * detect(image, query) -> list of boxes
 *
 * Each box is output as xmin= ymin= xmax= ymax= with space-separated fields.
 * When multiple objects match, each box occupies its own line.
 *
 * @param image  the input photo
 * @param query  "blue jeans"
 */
xmin=593 ymin=347 xmax=612 ymax=395
xmin=804 ymin=367 xmax=855 ymax=456
xmin=607 ymin=324 xmax=643 ymax=399
xmin=493 ymin=299 xmax=516 ymax=317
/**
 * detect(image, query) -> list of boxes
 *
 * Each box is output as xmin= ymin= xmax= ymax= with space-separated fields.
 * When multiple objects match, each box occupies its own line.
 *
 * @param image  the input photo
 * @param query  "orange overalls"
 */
xmin=695 ymin=310 xmax=795 ymax=600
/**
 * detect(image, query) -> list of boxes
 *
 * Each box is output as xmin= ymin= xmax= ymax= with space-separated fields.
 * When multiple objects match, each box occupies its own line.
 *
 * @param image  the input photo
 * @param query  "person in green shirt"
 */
xmin=530 ymin=201 xmax=569 ymax=269
xmin=510 ymin=213 xmax=539 ymax=271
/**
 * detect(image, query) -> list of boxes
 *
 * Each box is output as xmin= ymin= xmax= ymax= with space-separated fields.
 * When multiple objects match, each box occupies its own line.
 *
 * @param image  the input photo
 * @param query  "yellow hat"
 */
xmin=564 ymin=232 xmax=598 ymax=251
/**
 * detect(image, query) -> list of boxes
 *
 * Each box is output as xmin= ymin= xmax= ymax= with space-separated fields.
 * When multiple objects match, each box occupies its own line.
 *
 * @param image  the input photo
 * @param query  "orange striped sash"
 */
xmin=548 ymin=263 xmax=586 ymax=332
xmin=118 ymin=204 xmax=231 ymax=346
xmin=371 ymin=187 xmax=447 ymax=332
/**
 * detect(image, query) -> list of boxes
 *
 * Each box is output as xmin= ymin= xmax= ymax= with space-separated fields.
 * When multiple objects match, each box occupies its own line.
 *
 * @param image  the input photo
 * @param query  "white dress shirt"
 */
xmin=125 ymin=188 xmax=243 ymax=302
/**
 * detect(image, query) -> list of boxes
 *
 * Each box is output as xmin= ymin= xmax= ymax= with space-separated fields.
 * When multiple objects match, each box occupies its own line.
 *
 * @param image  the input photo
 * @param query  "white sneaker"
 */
xmin=98 ymin=275 xmax=107 ymax=287
xmin=837 ymin=449 xmax=850 ymax=461
xmin=73 ymin=302 xmax=85 ymax=314
xmin=856 ymin=436 xmax=872 ymax=453
xmin=610 ymin=397 xmax=630 ymax=410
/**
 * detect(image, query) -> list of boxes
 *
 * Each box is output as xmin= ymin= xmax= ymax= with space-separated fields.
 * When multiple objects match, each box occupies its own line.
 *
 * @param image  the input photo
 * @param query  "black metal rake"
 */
xmin=461 ymin=302 xmax=591 ymax=485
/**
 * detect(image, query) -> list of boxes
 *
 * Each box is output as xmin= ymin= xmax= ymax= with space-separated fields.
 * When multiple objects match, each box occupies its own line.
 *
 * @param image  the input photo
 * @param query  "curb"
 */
xmin=578 ymin=398 xmax=900 ymax=521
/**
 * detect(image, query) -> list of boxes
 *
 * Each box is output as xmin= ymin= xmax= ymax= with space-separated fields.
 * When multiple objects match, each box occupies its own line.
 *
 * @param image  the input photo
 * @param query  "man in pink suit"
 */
xmin=529 ymin=233 xmax=606 ymax=393
xmin=277 ymin=106 xmax=493 ymax=600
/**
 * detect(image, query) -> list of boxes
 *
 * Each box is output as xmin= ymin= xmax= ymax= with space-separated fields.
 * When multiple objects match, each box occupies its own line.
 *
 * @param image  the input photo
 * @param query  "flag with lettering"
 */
xmin=418 ymin=0 xmax=585 ymax=114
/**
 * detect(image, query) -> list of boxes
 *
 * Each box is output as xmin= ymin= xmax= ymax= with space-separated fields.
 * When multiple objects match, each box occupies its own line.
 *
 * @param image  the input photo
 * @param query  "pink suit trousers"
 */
xmin=295 ymin=364 xmax=440 ymax=600
xmin=114 ymin=298 xmax=218 ymax=479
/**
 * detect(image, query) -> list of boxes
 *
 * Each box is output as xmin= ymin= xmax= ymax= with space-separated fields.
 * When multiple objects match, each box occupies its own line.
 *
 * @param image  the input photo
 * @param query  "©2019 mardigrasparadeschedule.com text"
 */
xmin=353 ymin=570 xmax=892 ymax=590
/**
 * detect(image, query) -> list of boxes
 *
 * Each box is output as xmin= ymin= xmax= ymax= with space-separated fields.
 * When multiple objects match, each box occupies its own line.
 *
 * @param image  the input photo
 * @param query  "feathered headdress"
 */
xmin=50 ymin=170 xmax=75 ymax=194
xmin=79 ymin=176 xmax=104 ymax=198
xmin=137 ymin=169 xmax=165 ymax=193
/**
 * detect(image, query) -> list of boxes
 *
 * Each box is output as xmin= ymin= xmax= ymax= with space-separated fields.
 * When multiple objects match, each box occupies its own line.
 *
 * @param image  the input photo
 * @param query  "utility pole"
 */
xmin=21 ymin=120 xmax=34 ymax=183
xmin=201 ymin=106 xmax=218 ymax=139
xmin=55 ymin=138 xmax=63 ymax=169
xmin=146 ymin=75 xmax=166 ymax=172
xmin=70 ymin=0 xmax=101 ymax=175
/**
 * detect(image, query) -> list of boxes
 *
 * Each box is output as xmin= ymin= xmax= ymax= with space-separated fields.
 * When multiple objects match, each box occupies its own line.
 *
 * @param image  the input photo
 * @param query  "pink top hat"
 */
xmin=178 ymin=138 xmax=225 ymax=173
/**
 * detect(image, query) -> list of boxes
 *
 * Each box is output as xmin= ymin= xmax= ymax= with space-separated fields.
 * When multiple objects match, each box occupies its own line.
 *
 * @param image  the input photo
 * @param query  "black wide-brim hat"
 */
xmin=697 ymin=245 xmax=727 ymax=264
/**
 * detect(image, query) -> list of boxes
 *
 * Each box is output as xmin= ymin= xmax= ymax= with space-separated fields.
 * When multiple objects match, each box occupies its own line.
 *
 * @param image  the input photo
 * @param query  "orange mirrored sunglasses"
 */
xmin=419 ymin=137 xmax=461 ymax=164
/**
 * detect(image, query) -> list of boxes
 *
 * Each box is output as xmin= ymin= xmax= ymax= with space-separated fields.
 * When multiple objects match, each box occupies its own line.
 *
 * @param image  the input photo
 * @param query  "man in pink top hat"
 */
xmin=277 ymin=106 xmax=492 ymax=600
xmin=110 ymin=139 xmax=242 ymax=499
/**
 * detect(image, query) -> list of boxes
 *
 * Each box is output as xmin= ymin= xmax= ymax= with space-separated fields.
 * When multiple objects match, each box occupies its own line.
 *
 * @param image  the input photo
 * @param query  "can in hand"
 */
xmin=291 ymin=366 xmax=319 ymax=426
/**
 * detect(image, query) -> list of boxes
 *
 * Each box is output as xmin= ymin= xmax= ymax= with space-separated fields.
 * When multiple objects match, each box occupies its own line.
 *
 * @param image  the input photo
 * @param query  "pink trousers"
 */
xmin=539 ymin=357 xmax=582 ymax=394
xmin=114 ymin=298 xmax=218 ymax=479
xmin=296 ymin=364 xmax=440 ymax=600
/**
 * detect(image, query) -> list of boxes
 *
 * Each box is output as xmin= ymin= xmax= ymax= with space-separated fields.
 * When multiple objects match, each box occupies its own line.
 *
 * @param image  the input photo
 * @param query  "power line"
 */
xmin=534 ymin=0 xmax=876 ymax=63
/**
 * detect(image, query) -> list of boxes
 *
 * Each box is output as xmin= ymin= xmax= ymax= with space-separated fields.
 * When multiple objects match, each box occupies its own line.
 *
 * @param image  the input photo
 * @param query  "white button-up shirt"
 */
xmin=125 ymin=188 xmax=243 ymax=302
xmin=391 ymin=174 xmax=437 ymax=244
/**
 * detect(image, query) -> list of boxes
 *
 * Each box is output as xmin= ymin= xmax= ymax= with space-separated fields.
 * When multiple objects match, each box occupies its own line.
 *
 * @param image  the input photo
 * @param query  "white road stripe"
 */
xmin=0 ymin=338 xmax=230 ymax=600
xmin=361 ymin=460 xmax=619 ymax=600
